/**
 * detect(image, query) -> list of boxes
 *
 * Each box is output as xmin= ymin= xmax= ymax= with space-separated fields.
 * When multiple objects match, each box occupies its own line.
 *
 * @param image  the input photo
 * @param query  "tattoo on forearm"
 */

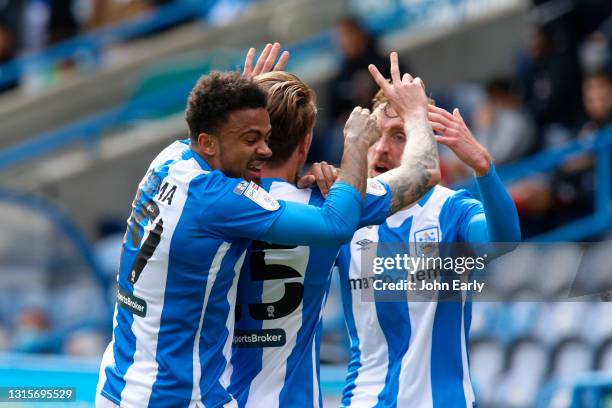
xmin=337 ymin=139 xmax=369 ymax=197
xmin=379 ymin=120 xmax=439 ymax=214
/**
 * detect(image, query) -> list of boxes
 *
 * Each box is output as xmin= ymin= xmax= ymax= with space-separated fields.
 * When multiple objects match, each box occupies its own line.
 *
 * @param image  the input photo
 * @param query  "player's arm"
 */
xmin=262 ymin=107 xmax=380 ymax=245
xmin=214 ymin=108 xmax=377 ymax=246
xmin=368 ymin=52 xmax=440 ymax=215
xmin=465 ymin=165 xmax=520 ymax=247
xmin=428 ymin=105 xmax=520 ymax=254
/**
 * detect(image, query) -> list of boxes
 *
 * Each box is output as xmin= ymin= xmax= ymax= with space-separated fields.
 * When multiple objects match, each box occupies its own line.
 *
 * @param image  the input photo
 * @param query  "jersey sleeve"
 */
xmin=206 ymin=178 xmax=286 ymax=240
xmin=438 ymin=189 xmax=484 ymax=243
xmin=261 ymin=182 xmax=362 ymax=246
xmin=358 ymin=178 xmax=392 ymax=228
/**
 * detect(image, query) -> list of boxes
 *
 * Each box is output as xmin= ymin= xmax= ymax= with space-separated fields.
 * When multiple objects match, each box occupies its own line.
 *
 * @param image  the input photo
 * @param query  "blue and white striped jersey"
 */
xmin=226 ymin=178 xmax=391 ymax=408
xmin=97 ymin=140 xmax=287 ymax=408
xmin=338 ymin=185 xmax=484 ymax=408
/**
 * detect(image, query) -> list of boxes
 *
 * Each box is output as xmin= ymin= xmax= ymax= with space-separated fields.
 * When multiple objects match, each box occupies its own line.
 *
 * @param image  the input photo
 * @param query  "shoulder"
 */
xmin=437 ymin=185 xmax=482 ymax=211
xmin=447 ymin=188 xmax=481 ymax=207
xmin=438 ymin=187 xmax=484 ymax=228
xmin=264 ymin=179 xmax=319 ymax=206
xmin=425 ymin=185 xmax=479 ymax=207
xmin=149 ymin=140 xmax=191 ymax=169
xmin=417 ymin=185 xmax=457 ymax=213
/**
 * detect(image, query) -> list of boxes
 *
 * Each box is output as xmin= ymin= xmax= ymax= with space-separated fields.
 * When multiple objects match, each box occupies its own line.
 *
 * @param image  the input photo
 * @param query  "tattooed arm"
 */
xmin=368 ymin=52 xmax=440 ymax=214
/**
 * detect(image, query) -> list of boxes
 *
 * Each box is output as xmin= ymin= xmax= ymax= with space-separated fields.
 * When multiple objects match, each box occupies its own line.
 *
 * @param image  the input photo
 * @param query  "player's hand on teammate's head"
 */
xmin=297 ymin=161 xmax=339 ymax=197
xmin=243 ymin=42 xmax=290 ymax=77
xmin=368 ymin=52 xmax=428 ymax=121
xmin=427 ymin=105 xmax=492 ymax=177
xmin=344 ymin=106 xmax=381 ymax=148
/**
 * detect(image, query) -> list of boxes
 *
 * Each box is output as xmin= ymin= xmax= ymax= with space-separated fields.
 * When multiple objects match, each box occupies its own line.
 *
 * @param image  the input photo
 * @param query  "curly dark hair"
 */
xmin=185 ymin=71 xmax=267 ymax=141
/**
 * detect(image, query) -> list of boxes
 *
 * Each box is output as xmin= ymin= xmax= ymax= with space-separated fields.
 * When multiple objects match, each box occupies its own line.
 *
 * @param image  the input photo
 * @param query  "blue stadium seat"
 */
xmin=493 ymin=337 xmax=549 ymax=407
xmin=580 ymin=302 xmax=612 ymax=343
xmin=469 ymin=336 xmax=505 ymax=406
xmin=533 ymin=303 xmax=588 ymax=345
xmin=594 ymin=337 xmax=612 ymax=371
xmin=548 ymin=336 xmax=593 ymax=378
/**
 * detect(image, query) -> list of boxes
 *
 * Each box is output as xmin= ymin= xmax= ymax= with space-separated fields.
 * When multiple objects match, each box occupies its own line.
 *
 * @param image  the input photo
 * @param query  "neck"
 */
xmin=191 ymin=143 xmax=218 ymax=170
xmin=261 ymin=154 xmax=302 ymax=185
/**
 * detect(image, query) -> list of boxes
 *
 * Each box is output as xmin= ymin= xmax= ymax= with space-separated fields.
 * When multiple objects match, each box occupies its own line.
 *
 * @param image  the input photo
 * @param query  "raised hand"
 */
xmin=344 ymin=106 xmax=381 ymax=147
xmin=368 ymin=52 xmax=428 ymax=121
xmin=243 ymin=42 xmax=290 ymax=77
xmin=334 ymin=107 xmax=381 ymax=198
xmin=427 ymin=105 xmax=492 ymax=176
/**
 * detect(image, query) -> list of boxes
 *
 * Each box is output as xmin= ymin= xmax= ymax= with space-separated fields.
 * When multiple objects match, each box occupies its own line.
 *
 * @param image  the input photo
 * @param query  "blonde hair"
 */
xmin=371 ymin=83 xmax=435 ymax=114
xmin=254 ymin=71 xmax=317 ymax=166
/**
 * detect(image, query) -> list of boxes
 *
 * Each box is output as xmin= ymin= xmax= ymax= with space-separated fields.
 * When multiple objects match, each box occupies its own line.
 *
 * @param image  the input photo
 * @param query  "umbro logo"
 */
xmin=355 ymin=239 xmax=373 ymax=250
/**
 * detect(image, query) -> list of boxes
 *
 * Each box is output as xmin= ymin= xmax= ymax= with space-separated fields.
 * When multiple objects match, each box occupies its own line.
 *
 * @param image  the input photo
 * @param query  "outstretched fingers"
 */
xmin=253 ymin=43 xmax=272 ymax=75
xmin=243 ymin=47 xmax=256 ymax=76
xmin=274 ymin=50 xmax=290 ymax=71
xmin=428 ymin=111 xmax=456 ymax=130
xmin=368 ymin=64 xmax=390 ymax=92
xmin=428 ymin=104 xmax=456 ymax=122
xmin=262 ymin=42 xmax=281 ymax=73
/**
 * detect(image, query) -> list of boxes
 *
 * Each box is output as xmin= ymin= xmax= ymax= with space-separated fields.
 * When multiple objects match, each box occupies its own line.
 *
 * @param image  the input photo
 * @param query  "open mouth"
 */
xmin=246 ymin=161 xmax=265 ymax=178
xmin=372 ymin=165 xmax=389 ymax=175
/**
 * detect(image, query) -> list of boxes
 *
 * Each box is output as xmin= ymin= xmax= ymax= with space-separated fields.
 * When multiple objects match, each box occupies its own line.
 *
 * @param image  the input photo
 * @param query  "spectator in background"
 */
xmin=0 ymin=0 xmax=23 ymax=92
xmin=517 ymin=26 xmax=584 ymax=148
xmin=48 ymin=0 xmax=79 ymax=44
xmin=473 ymin=77 xmax=536 ymax=164
xmin=442 ymin=77 xmax=536 ymax=185
xmin=0 ymin=23 xmax=18 ymax=92
xmin=329 ymin=17 xmax=397 ymax=122
xmin=311 ymin=17 xmax=409 ymax=163
xmin=0 ymin=0 xmax=24 ymax=48
xmin=510 ymin=68 xmax=612 ymax=237
xmin=11 ymin=307 xmax=51 ymax=353
xmin=551 ymin=68 xmax=612 ymax=220
xmin=63 ymin=329 xmax=106 ymax=357
xmin=531 ymin=0 xmax=612 ymax=52
xmin=581 ymin=68 xmax=612 ymax=132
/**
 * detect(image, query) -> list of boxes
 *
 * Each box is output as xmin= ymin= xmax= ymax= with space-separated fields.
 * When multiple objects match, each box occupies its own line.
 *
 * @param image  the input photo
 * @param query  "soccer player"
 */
xmin=95 ymin=69 xmax=378 ymax=408
xmin=225 ymin=52 xmax=440 ymax=407
xmin=336 ymin=64 xmax=521 ymax=407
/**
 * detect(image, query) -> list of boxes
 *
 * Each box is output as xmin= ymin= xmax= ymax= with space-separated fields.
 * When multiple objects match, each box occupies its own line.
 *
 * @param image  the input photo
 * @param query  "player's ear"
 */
xmin=197 ymin=132 xmax=218 ymax=156
xmin=299 ymin=133 xmax=312 ymax=155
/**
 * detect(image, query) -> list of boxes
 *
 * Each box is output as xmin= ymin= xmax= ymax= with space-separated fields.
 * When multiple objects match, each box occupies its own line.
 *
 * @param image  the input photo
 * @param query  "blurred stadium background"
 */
xmin=0 ymin=0 xmax=611 ymax=406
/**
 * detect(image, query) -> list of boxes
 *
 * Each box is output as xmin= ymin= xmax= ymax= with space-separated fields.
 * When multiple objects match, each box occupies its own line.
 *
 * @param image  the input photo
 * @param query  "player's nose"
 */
xmin=374 ymin=136 xmax=390 ymax=154
xmin=256 ymin=140 xmax=272 ymax=158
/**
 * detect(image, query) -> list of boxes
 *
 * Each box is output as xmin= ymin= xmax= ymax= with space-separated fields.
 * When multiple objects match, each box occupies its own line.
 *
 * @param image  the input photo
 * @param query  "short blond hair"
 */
xmin=254 ymin=71 xmax=317 ymax=166
xmin=371 ymin=84 xmax=435 ymax=112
